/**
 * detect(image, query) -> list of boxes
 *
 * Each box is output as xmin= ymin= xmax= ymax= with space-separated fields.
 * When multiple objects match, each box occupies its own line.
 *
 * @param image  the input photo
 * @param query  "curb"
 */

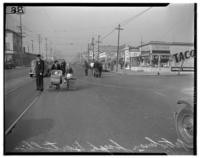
xmin=112 ymin=71 xmax=194 ymax=76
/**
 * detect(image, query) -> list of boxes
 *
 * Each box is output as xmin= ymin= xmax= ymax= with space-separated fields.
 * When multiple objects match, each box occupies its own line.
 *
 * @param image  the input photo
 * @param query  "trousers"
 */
xmin=36 ymin=75 xmax=43 ymax=90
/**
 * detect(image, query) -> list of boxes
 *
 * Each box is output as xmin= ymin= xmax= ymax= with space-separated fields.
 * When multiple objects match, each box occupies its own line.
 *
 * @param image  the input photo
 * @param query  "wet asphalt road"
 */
xmin=4 ymin=65 xmax=194 ymax=154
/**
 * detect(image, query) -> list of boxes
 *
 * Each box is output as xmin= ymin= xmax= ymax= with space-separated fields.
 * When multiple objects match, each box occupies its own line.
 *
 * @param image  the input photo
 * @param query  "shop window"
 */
xmin=152 ymin=55 xmax=159 ymax=67
xmin=160 ymin=55 xmax=170 ymax=67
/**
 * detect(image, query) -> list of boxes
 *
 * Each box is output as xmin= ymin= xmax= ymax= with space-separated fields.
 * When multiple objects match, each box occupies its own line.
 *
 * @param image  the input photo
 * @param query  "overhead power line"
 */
xmin=120 ymin=7 xmax=152 ymax=26
xmin=100 ymin=7 xmax=153 ymax=42
xmin=101 ymin=29 xmax=115 ymax=41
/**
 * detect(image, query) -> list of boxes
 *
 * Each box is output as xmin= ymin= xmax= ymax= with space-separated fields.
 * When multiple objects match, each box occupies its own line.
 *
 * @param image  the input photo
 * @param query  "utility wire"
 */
xmin=121 ymin=7 xmax=152 ymax=26
xmin=100 ymin=7 xmax=152 ymax=42
xmin=101 ymin=29 xmax=116 ymax=41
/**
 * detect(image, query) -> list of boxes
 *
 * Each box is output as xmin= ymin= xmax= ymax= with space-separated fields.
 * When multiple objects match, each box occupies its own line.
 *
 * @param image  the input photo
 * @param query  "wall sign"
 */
xmin=173 ymin=50 xmax=194 ymax=63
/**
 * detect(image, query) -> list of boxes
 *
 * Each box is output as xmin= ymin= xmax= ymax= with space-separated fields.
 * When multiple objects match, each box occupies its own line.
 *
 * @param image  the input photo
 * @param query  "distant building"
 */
xmin=122 ymin=45 xmax=141 ymax=68
xmin=98 ymin=45 xmax=126 ymax=70
xmin=5 ymin=29 xmax=37 ymax=66
xmin=5 ymin=29 xmax=22 ymax=63
xmin=98 ymin=45 xmax=125 ymax=60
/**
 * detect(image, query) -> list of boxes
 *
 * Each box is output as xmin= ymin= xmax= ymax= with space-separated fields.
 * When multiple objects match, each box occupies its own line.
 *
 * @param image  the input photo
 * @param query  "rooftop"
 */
xmin=138 ymin=41 xmax=194 ymax=47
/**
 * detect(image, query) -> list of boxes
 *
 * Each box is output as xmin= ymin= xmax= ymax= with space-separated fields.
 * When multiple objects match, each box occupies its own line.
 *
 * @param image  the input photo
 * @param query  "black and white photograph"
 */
xmin=3 ymin=3 xmax=196 ymax=155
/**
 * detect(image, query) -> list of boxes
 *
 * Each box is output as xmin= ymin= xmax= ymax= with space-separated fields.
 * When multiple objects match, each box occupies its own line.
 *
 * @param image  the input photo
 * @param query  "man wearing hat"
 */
xmin=51 ymin=60 xmax=61 ymax=70
xmin=35 ymin=54 xmax=44 ymax=91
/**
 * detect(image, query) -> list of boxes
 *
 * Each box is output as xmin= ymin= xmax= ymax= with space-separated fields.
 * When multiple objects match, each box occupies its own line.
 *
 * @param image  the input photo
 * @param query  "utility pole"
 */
xmin=141 ymin=36 xmax=143 ymax=63
xmin=97 ymin=35 xmax=101 ymax=61
xmin=45 ymin=38 xmax=48 ymax=59
xmin=115 ymin=24 xmax=124 ymax=72
xmin=79 ymin=52 xmax=82 ymax=63
xmin=19 ymin=14 xmax=23 ymax=53
xmin=31 ymin=40 xmax=34 ymax=54
xmin=91 ymin=37 xmax=95 ymax=61
xmin=50 ymin=47 xmax=53 ymax=58
xmin=18 ymin=14 xmax=23 ymax=65
xmin=38 ymin=34 xmax=41 ymax=55
xmin=129 ymin=48 xmax=131 ymax=70
xmin=87 ymin=43 xmax=90 ymax=62
xmin=49 ymin=41 xmax=53 ymax=59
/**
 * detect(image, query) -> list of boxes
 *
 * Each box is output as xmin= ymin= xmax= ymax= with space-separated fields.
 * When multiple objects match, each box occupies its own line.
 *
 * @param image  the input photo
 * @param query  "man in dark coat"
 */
xmin=66 ymin=63 xmax=73 ymax=74
xmin=60 ymin=61 xmax=66 ymax=75
xmin=35 ymin=54 xmax=44 ymax=91
xmin=98 ymin=62 xmax=103 ymax=78
xmin=51 ymin=60 xmax=61 ymax=70
xmin=84 ymin=60 xmax=89 ymax=76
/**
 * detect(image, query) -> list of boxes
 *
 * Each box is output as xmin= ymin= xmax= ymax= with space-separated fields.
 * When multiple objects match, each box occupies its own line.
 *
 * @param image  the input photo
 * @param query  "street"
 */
xmin=4 ymin=65 xmax=194 ymax=154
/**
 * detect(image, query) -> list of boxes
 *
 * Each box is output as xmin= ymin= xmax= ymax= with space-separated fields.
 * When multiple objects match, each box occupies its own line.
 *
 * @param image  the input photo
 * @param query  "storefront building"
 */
xmin=139 ymin=41 xmax=171 ymax=67
xmin=138 ymin=41 xmax=194 ymax=69
xmin=123 ymin=46 xmax=141 ymax=68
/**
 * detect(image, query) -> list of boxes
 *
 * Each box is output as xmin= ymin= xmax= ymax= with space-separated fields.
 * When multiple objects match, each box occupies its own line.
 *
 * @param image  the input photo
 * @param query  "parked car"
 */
xmin=5 ymin=61 xmax=16 ymax=69
xmin=174 ymin=100 xmax=193 ymax=149
xmin=29 ymin=60 xmax=36 ymax=77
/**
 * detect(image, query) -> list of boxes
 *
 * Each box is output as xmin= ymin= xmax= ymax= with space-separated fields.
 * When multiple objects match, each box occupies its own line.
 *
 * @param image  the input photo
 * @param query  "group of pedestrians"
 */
xmin=35 ymin=54 xmax=73 ymax=91
xmin=84 ymin=60 xmax=103 ymax=78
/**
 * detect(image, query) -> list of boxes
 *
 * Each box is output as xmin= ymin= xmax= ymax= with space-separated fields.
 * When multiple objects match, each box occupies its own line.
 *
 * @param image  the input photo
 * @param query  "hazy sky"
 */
xmin=6 ymin=3 xmax=194 ymax=61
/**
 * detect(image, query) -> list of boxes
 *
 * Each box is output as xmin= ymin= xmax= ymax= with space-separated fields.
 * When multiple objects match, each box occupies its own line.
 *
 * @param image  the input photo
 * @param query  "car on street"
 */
xmin=5 ymin=61 xmax=16 ymax=69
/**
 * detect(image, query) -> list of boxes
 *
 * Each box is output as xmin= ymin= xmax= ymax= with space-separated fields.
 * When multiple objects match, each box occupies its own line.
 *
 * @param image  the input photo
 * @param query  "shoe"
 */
xmin=40 ymin=89 xmax=44 ymax=91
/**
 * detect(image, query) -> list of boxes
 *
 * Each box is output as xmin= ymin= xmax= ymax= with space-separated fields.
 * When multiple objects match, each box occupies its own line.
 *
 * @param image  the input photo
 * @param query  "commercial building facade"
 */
xmin=5 ymin=29 xmax=37 ymax=66
xmin=86 ymin=41 xmax=194 ymax=72
xmin=138 ymin=41 xmax=194 ymax=69
xmin=122 ymin=41 xmax=194 ymax=72
xmin=5 ymin=29 xmax=22 ymax=63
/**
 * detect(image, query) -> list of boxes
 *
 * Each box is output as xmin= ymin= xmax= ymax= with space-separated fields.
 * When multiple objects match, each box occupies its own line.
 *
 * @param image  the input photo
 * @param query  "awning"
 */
xmin=152 ymin=50 xmax=170 ymax=54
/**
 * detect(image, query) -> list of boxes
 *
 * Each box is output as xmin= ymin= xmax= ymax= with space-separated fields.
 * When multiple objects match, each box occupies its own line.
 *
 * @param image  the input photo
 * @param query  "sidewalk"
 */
xmin=114 ymin=69 xmax=194 ymax=76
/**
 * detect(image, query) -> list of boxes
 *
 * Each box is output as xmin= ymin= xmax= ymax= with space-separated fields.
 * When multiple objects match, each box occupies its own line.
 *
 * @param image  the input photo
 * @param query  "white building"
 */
xmin=138 ymin=41 xmax=194 ymax=69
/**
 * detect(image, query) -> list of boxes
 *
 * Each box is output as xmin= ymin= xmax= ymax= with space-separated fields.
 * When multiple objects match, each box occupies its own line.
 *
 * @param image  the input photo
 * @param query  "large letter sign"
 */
xmin=173 ymin=50 xmax=194 ymax=63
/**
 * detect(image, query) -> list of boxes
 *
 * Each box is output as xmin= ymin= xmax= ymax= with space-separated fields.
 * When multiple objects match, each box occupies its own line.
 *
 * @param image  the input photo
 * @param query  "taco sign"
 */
xmin=173 ymin=50 xmax=194 ymax=63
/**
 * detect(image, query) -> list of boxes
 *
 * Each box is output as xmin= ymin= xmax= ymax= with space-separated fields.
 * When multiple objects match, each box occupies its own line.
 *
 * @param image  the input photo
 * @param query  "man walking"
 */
xmin=98 ymin=62 xmax=103 ymax=78
xmin=60 ymin=60 xmax=66 ymax=75
xmin=35 ymin=54 xmax=44 ymax=91
xmin=84 ymin=60 xmax=89 ymax=76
